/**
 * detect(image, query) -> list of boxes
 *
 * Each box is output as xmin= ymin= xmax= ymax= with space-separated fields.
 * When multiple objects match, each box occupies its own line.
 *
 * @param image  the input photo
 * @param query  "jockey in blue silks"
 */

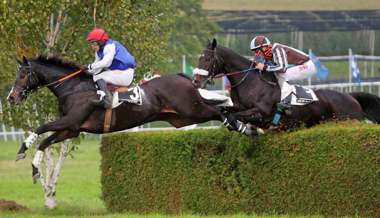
xmin=85 ymin=28 xmax=136 ymax=109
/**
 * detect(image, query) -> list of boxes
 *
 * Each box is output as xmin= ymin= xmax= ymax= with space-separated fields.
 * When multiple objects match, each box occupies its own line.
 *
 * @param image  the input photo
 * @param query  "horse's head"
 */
xmin=193 ymin=38 xmax=225 ymax=88
xmin=7 ymin=56 xmax=39 ymax=104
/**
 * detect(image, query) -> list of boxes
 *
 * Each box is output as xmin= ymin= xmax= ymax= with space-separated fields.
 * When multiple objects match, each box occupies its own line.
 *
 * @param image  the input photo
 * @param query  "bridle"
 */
xmin=15 ymin=63 xmax=83 ymax=98
xmin=196 ymin=48 xmax=276 ymax=89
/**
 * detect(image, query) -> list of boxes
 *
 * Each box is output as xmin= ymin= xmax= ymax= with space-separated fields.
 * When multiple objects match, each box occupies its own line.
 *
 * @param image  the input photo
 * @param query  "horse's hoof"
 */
xmin=284 ymin=110 xmax=292 ymax=116
xmin=257 ymin=128 xmax=265 ymax=135
xmin=32 ymin=173 xmax=40 ymax=184
xmin=32 ymin=165 xmax=40 ymax=184
xmin=268 ymin=125 xmax=279 ymax=132
xmin=15 ymin=153 xmax=26 ymax=161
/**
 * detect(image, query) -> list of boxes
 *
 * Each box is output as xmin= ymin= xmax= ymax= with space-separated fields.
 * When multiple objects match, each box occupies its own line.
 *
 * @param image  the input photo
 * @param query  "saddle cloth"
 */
xmin=110 ymin=86 xmax=143 ymax=109
xmin=286 ymin=85 xmax=318 ymax=106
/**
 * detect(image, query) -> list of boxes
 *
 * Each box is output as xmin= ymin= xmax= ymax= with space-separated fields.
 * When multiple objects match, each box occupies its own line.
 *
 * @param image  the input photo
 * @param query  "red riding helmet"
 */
xmin=87 ymin=28 xmax=109 ymax=42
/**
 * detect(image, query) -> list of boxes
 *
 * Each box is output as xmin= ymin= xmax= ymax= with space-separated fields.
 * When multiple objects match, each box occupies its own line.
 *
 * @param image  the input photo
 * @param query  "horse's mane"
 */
xmin=177 ymin=73 xmax=192 ymax=81
xmin=217 ymin=45 xmax=251 ymax=64
xmin=32 ymin=55 xmax=80 ymax=70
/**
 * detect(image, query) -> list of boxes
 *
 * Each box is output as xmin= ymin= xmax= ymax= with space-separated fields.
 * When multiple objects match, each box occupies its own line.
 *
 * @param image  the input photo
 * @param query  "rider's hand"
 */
xmin=255 ymin=63 xmax=265 ymax=71
xmin=80 ymin=65 xmax=89 ymax=72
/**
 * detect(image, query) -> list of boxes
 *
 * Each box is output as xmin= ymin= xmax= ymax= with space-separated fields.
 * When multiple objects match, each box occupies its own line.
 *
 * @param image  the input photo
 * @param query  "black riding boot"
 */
xmin=93 ymin=79 xmax=112 ymax=109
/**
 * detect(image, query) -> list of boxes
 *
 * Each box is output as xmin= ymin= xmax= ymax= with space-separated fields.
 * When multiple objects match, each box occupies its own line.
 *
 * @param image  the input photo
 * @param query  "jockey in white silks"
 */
xmin=84 ymin=28 xmax=136 ymax=109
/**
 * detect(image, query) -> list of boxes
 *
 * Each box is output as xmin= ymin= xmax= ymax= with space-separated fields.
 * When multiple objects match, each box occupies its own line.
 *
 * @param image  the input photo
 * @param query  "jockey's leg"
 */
xmin=92 ymin=69 xmax=134 ymax=109
xmin=31 ymin=130 xmax=79 ymax=183
xmin=272 ymin=60 xmax=317 ymax=125
xmin=93 ymin=79 xmax=112 ymax=109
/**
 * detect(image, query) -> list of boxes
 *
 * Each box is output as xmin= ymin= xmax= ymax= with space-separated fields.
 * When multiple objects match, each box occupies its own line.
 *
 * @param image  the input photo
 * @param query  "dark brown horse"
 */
xmin=8 ymin=56 xmax=254 ymax=182
xmin=193 ymin=39 xmax=380 ymax=129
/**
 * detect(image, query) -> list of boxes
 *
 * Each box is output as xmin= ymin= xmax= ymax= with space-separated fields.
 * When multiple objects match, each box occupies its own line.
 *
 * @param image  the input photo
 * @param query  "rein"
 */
xmin=213 ymin=62 xmax=277 ymax=88
xmin=199 ymin=48 xmax=277 ymax=89
xmin=21 ymin=67 xmax=84 ymax=97
xmin=44 ymin=69 xmax=83 ymax=88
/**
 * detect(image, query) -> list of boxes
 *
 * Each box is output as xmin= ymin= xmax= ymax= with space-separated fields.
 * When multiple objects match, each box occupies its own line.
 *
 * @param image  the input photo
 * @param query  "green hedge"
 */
xmin=100 ymin=121 xmax=380 ymax=217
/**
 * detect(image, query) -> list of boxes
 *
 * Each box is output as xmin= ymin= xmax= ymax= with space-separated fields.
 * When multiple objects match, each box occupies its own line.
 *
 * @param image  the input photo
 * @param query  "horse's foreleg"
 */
xmin=31 ymin=130 xmax=79 ymax=183
xmin=220 ymin=112 xmax=263 ymax=136
xmin=232 ymin=107 xmax=265 ymax=124
xmin=16 ymin=132 xmax=39 ymax=161
xmin=16 ymin=114 xmax=86 ymax=161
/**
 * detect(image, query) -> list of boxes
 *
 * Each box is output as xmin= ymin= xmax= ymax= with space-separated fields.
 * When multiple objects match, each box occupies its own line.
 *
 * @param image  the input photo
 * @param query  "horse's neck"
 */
xmin=33 ymin=63 xmax=91 ymax=98
xmin=220 ymin=50 xmax=256 ymax=87
xmin=33 ymin=64 xmax=66 ymax=84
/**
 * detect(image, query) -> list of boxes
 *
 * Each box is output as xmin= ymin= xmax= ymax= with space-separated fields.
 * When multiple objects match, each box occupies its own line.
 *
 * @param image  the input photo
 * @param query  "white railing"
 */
xmin=307 ymin=81 xmax=380 ymax=95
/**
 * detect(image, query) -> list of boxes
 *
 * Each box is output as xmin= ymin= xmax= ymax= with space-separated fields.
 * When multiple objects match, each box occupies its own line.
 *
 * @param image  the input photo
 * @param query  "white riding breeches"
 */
xmin=93 ymin=68 xmax=135 ymax=87
xmin=275 ymin=60 xmax=317 ymax=100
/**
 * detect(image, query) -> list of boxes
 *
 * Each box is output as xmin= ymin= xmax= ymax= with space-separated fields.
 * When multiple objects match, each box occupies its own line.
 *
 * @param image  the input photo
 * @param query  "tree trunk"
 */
xmin=39 ymin=141 xmax=70 ymax=209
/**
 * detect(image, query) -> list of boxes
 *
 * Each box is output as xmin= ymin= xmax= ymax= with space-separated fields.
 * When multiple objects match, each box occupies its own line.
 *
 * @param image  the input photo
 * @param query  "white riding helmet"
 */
xmin=250 ymin=36 xmax=271 ymax=50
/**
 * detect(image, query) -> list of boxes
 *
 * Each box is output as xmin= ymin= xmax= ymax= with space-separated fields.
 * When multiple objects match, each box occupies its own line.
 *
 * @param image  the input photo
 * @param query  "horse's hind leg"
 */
xmin=31 ymin=130 xmax=79 ymax=183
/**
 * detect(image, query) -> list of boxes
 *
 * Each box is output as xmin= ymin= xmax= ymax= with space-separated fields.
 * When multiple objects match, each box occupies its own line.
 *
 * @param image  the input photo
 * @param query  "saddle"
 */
xmin=106 ymin=84 xmax=143 ymax=109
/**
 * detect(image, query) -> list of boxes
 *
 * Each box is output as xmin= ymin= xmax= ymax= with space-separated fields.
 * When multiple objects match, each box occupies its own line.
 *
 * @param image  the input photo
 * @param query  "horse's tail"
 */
xmin=350 ymin=92 xmax=380 ymax=123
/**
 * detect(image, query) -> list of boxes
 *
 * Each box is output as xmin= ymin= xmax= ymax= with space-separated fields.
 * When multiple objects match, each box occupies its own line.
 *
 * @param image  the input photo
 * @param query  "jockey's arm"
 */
xmin=89 ymin=43 xmax=116 ymax=72
xmin=264 ymin=47 xmax=286 ymax=73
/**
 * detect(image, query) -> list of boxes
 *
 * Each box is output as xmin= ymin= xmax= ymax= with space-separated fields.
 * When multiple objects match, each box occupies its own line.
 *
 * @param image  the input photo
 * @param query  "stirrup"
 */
xmin=93 ymin=90 xmax=112 ymax=108
xmin=277 ymin=101 xmax=291 ymax=111
xmin=91 ymin=97 xmax=112 ymax=109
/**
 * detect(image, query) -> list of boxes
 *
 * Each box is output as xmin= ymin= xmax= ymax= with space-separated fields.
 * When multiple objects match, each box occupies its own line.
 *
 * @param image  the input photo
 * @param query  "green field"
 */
xmin=0 ymin=139 xmax=326 ymax=218
xmin=202 ymin=0 xmax=380 ymax=11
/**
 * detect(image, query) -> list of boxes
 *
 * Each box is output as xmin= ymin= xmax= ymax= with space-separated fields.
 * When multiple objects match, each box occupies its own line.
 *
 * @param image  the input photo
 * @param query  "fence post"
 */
xmin=369 ymin=30 xmax=375 ymax=77
xmin=349 ymin=48 xmax=353 ymax=92
xmin=308 ymin=49 xmax=312 ymax=86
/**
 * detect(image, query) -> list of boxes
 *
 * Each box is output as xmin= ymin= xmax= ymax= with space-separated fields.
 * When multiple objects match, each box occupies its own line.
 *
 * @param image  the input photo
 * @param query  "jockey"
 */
xmin=84 ymin=28 xmax=136 ymax=109
xmin=250 ymin=35 xmax=317 ymax=122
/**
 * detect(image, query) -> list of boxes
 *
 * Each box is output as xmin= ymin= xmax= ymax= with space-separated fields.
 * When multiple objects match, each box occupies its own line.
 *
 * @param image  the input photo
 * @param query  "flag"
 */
xmin=182 ymin=55 xmax=193 ymax=77
xmin=350 ymin=55 xmax=361 ymax=83
xmin=183 ymin=62 xmax=193 ymax=76
xmin=309 ymin=52 xmax=329 ymax=80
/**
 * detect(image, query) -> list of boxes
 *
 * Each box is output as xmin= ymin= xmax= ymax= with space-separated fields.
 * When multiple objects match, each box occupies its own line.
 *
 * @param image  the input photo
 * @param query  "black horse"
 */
xmin=193 ymin=39 xmax=380 ymax=129
xmin=7 ymin=55 xmax=253 ymax=182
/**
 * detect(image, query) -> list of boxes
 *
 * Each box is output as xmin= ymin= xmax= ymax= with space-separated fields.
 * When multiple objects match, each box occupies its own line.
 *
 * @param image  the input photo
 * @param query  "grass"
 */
xmin=0 ymin=139 xmax=324 ymax=218
xmin=202 ymin=0 xmax=380 ymax=11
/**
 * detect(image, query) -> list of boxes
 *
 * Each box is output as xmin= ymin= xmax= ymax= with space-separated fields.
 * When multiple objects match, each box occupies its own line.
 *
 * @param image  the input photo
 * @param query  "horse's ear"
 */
xmin=22 ymin=56 xmax=30 ymax=66
xmin=211 ymin=38 xmax=217 ymax=50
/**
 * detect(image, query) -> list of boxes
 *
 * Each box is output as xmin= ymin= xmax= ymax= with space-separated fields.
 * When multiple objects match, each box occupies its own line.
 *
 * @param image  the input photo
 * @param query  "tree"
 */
xmin=164 ymin=0 xmax=220 ymax=73
xmin=0 ymin=0 xmax=173 ymax=208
